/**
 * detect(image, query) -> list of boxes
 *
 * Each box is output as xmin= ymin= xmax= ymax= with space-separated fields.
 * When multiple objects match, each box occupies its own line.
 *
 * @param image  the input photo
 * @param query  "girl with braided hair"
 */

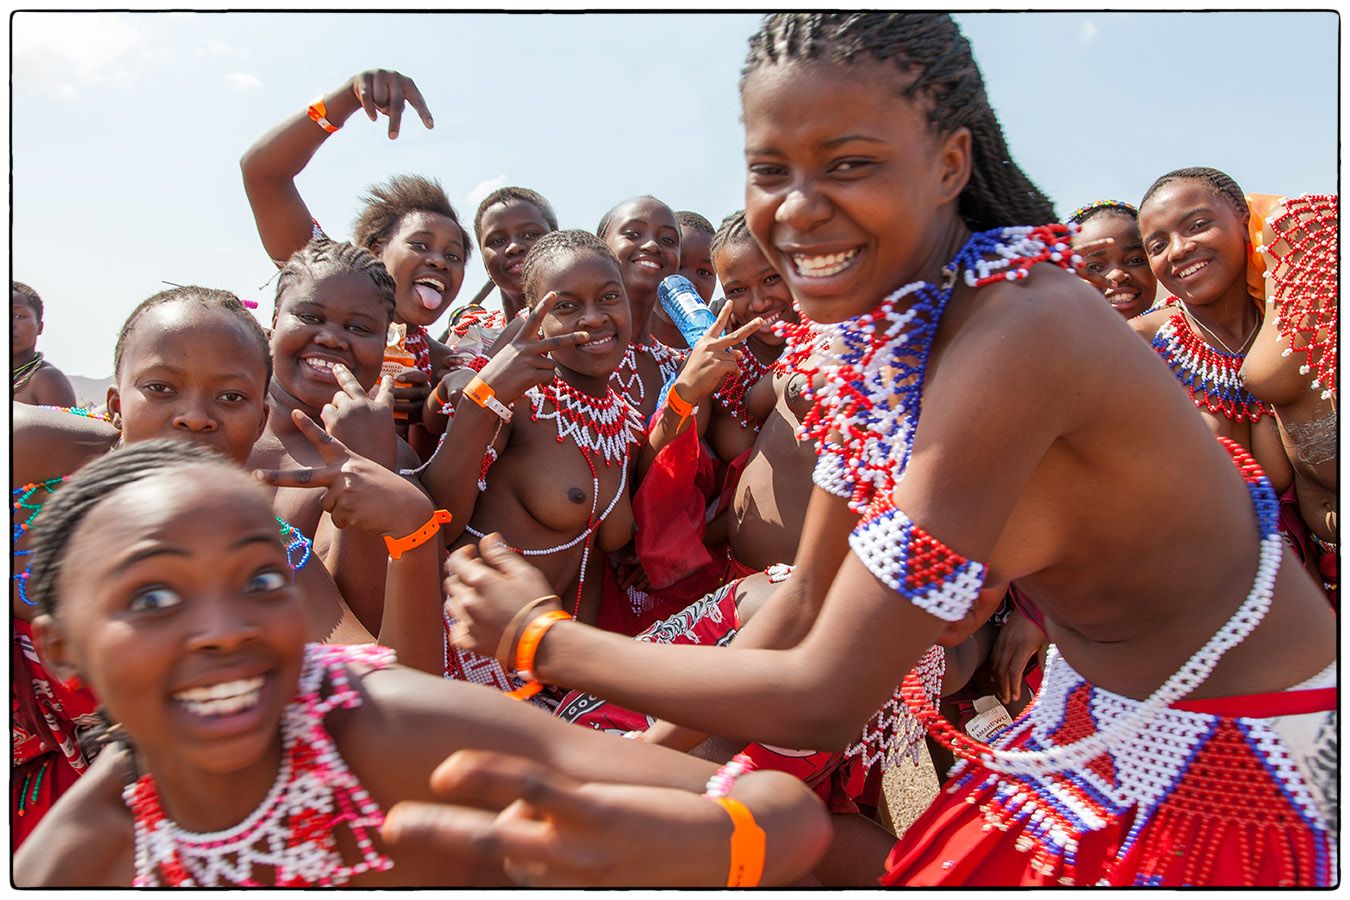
xmin=1066 ymin=200 xmax=1158 ymax=319
xmin=14 ymin=440 xmax=831 ymax=887
xmin=435 ymin=13 xmax=1334 ymax=887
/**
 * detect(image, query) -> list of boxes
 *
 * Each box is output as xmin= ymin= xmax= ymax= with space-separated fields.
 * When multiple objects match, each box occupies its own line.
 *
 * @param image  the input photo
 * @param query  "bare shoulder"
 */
xmin=14 ymin=747 xmax=137 ymax=886
xmin=1126 ymin=304 xmax=1175 ymax=341
xmin=29 ymin=364 xmax=79 ymax=406
xmin=12 ymin=404 xmax=119 ymax=486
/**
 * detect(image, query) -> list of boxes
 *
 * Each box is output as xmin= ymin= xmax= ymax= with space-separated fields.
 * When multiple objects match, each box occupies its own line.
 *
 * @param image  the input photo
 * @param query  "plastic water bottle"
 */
xmin=658 ymin=275 xmax=718 ymax=348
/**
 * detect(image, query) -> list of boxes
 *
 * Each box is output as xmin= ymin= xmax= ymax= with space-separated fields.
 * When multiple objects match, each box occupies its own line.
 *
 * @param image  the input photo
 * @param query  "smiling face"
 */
xmin=677 ymin=225 xmax=717 ymax=303
xmin=12 ymin=293 xmax=40 ymax=356
xmin=110 ymin=303 xmax=270 ymax=464
xmin=376 ymin=210 xmax=467 ymax=327
xmin=1138 ymin=179 xmax=1250 ymax=309
xmin=714 ymin=238 xmax=797 ymax=347
xmin=37 ymin=467 xmax=307 ymax=782
xmin=535 ymin=250 xmax=632 ymax=382
xmin=1074 ymin=212 xmax=1157 ymax=319
xmin=479 ymin=199 xmax=554 ymax=301
xmin=269 ymin=270 xmax=389 ymax=414
xmin=742 ymin=60 xmax=970 ymax=324
xmin=600 ymin=198 xmax=681 ymax=300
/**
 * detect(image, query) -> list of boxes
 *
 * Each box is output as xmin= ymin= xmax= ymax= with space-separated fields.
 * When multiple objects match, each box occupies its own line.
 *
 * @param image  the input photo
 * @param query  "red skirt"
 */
xmin=884 ymin=654 xmax=1337 ymax=887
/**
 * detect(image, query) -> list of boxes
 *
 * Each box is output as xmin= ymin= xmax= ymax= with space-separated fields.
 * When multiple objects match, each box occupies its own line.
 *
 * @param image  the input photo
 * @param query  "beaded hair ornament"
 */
xmin=1065 ymin=199 xmax=1137 ymax=224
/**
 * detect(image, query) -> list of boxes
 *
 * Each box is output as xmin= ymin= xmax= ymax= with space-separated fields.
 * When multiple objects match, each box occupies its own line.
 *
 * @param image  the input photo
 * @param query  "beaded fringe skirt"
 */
xmin=883 ymin=651 xmax=1337 ymax=887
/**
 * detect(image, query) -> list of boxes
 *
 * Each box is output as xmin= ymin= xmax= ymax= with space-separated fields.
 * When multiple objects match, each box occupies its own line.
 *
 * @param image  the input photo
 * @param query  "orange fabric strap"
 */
xmin=708 ymin=797 xmax=766 ymax=888
xmin=307 ymin=97 xmax=339 ymax=134
xmin=665 ymin=384 xmax=695 ymax=430
xmin=505 ymin=609 xmax=572 ymax=700
xmin=465 ymin=375 xmax=513 ymax=421
xmin=383 ymin=509 xmax=452 ymax=560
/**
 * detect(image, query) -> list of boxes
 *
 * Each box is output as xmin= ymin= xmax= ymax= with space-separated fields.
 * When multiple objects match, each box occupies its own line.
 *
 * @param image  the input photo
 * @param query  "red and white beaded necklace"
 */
xmin=711 ymin=347 xmax=789 ymax=431
xmin=467 ymin=377 xmax=641 ymax=615
xmin=125 ymin=644 xmax=394 ymax=887
xmin=611 ymin=340 xmax=688 ymax=409
xmin=1257 ymin=193 xmax=1338 ymax=401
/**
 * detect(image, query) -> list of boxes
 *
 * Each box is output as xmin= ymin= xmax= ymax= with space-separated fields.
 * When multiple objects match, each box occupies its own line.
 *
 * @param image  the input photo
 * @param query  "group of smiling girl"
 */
xmin=12 ymin=12 xmax=1336 ymax=888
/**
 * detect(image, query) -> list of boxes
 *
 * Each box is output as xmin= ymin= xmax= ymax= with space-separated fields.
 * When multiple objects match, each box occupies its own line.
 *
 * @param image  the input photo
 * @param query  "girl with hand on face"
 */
xmin=1066 ymin=200 xmax=1158 ymax=319
xmin=13 ymin=440 xmax=831 ymax=888
xmin=241 ymin=69 xmax=471 ymax=456
xmin=437 ymin=13 xmax=1335 ymax=888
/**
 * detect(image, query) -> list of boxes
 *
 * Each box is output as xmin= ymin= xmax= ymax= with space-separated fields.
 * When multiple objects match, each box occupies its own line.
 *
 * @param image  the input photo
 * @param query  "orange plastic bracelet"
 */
xmin=465 ymin=375 xmax=513 ymax=421
xmin=383 ymin=509 xmax=452 ymax=560
xmin=307 ymin=97 xmax=339 ymax=134
xmin=504 ymin=609 xmax=572 ymax=700
xmin=708 ymin=797 xmax=766 ymax=888
xmin=665 ymin=384 xmax=696 ymax=430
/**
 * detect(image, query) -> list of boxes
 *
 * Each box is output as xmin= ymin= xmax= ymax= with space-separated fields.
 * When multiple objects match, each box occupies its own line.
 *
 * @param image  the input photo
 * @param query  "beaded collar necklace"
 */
xmin=1258 ymin=193 xmax=1338 ymax=401
xmin=467 ymin=377 xmax=640 ymax=616
xmin=402 ymin=325 xmax=433 ymax=375
xmin=611 ymin=340 xmax=688 ymax=408
xmin=778 ymin=224 xmax=1080 ymax=513
xmin=1150 ymin=306 xmax=1270 ymax=423
xmin=711 ymin=346 xmax=789 ymax=432
xmin=12 ymin=353 xmax=43 ymax=390
xmin=126 ymin=644 xmax=395 ymax=887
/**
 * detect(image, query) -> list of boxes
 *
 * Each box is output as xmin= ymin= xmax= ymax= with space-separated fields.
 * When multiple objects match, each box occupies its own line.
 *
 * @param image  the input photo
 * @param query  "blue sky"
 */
xmin=11 ymin=10 xmax=1338 ymax=378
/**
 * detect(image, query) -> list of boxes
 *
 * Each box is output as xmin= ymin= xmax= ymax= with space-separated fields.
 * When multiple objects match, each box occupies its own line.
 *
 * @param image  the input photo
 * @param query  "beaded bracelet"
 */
xmin=707 ymin=797 xmax=766 ymax=888
xmin=504 ymin=609 xmax=572 ymax=701
xmin=383 ymin=509 xmax=452 ymax=560
xmin=465 ymin=375 xmax=513 ymax=422
xmin=307 ymin=96 xmax=339 ymax=134
xmin=702 ymin=752 xmax=756 ymax=798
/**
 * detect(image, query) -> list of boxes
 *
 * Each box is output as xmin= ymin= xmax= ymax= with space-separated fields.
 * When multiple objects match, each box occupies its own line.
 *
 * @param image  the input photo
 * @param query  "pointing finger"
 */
xmin=252 ymin=465 xmax=337 ymax=489
xmin=536 ymin=330 xmax=591 ymax=352
xmin=332 ymin=363 xmax=366 ymax=398
xmin=387 ymin=79 xmax=405 ymax=139
xmin=290 ymin=409 xmax=351 ymax=465
xmin=405 ymin=80 xmax=435 ymax=129
xmin=370 ymin=374 xmax=395 ymax=406
xmin=722 ymin=316 xmax=764 ymax=345
xmin=522 ymin=291 xmax=559 ymax=335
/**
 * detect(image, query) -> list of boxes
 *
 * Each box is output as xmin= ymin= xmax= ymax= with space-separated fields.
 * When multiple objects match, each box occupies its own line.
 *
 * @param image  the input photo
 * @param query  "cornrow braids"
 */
xmin=675 ymin=210 xmax=715 ymax=236
xmin=274 ymin=236 xmax=396 ymax=318
xmin=473 ymin=187 xmax=559 ymax=243
xmin=26 ymin=440 xmax=240 ymax=616
xmin=521 ymin=229 xmax=622 ymax=306
xmin=1140 ymin=166 xmax=1249 ymax=225
xmin=596 ymin=195 xmax=669 ymax=240
xmin=743 ymin=12 xmax=1057 ymax=230
xmin=711 ymin=209 xmax=755 ymax=259
xmin=113 ymin=286 xmax=271 ymax=385
xmin=12 ymin=281 xmax=43 ymax=321
xmin=352 ymin=173 xmax=472 ymax=263
xmin=1067 ymin=199 xmax=1138 ymax=227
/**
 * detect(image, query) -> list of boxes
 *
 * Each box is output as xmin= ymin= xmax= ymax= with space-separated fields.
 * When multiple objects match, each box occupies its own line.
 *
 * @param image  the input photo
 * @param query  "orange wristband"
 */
xmin=307 ymin=96 xmax=339 ymax=134
xmin=383 ymin=509 xmax=452 ymax=560
xmin=665 ymin=384 xmax=696 ymax=430
xmin=465 ymin=375 xmax=513 ymax=421
xmin=709 ymin=797 xmax=766 ymax=888
xmin=503 ymin=609 xmax=571 ymax=700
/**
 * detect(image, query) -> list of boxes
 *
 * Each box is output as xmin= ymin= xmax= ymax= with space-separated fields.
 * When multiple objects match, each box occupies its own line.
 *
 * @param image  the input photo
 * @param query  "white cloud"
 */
xmin=1079 ymin=21 xmax=1099 ymax=45
xmin=466 ymin=175 xmax=509 ymax=211
xmin=227 ymin=72 xmax=263 ymax=92
xmin=13 ymin=13 xmax=148 ymax=99
xmin=201 ymin=39 xmax=241 ymax=57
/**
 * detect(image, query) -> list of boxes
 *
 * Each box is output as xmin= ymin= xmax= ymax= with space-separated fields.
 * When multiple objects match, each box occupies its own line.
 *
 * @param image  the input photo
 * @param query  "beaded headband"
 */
xmin=1066 ymin=199 xmax=1137 ymax=225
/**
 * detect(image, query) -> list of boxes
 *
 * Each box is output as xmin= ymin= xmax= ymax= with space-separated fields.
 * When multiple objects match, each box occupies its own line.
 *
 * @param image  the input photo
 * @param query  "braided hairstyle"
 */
xmin=274 ymin=235 xmax=396 ymax=319
xmin=521 ymin=229 xmax=622 ymax=306
xmin=675 ymin=211 xmax=714 ymax=237
xmin=12 ymin=281 xmax=43 ymax=321
xmin=742 ymin=13 xmax=1056 ymax=230
xmin=1140 ymin=166 xmax=1249 ymax=225
xmin=595 ymin=195 xmax=672 ymax=240
xmin=473 ymin=187 xmax=559 ymax=244
xmin=113 ymin=286 xmax=271 ymax=385
xmin=711 ymin=209 xmax=755 ymax=260
xmin=26 ymin=440 xmax=243 ymax=616
xmin=352 ymin=173 xmax=472 ymax=263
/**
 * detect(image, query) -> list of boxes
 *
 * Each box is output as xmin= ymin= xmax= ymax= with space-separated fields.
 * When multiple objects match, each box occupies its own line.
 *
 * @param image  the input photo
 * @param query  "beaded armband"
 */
xmin=811 ymin=445 xmax=853 ymax=498
xmin=848 ymin=496 xmax=986 ymax=622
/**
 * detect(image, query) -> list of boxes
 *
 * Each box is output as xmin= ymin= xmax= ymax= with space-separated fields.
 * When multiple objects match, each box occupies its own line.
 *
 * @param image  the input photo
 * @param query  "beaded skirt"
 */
xmin=883 ymin=651 xmax=1336 ymax=887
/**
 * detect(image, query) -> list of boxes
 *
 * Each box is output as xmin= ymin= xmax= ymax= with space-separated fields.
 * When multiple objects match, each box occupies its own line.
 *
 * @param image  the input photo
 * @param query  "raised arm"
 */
xmin=240 ymin=69 xmax=434 ymax=265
